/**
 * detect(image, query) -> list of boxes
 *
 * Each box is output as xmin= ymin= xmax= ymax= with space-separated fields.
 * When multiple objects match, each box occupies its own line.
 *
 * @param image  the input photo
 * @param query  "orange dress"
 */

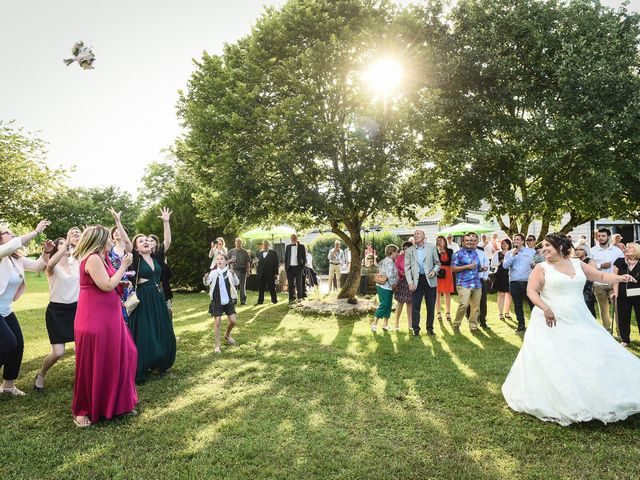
xmin=437 ymin=250 xmax=454 ymax=294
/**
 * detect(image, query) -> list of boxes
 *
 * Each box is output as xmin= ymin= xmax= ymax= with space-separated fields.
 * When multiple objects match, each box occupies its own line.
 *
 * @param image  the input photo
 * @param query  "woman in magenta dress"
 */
xmin=71 ymin=225 xmax=138 ymax=427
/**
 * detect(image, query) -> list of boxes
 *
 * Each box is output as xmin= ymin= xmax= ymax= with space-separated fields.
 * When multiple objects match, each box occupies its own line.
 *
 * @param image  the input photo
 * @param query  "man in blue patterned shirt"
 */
xmin=451 ymin=233 xmax=482 ymax=333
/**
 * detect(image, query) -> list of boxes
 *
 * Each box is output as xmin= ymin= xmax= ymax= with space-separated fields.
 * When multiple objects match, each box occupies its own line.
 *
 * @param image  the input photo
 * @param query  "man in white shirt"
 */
xmin=591 ymin=228 xmax=625 ymax=332
xmin=447 ymin=235 xmax=460 ymax=253
xmin=327 ymin=240 xmax=344 ymax=291
xmin=285 ymin=234 xmax=307 ymax=303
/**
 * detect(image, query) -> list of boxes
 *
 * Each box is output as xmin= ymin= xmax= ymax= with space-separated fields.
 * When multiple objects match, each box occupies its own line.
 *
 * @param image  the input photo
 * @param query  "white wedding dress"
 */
xmin=502 ymin=259 xmax=640 ymax=426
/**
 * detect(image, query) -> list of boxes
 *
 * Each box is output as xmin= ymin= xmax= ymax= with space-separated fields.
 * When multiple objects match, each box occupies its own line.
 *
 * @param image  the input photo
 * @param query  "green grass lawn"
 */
xmin=2 ymin=273 xmax=640 ymax=480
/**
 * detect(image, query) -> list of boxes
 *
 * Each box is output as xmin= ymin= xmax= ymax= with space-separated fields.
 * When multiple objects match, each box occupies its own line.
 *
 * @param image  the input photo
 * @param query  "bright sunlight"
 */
xmin=362 ymin=57 xmax=404 ymax=96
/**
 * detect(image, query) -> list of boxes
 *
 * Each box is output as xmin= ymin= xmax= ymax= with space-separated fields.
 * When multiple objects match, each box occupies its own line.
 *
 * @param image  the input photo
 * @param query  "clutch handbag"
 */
xmin=124 ymin=290 xmax=140 ymax=315
xmin=625 ymin=268 xmax=640 ymax=297
xmin=374 ymin=274 xmax=388 ymax=285
xmin=626 ymin=282 xmax=640 ymax=297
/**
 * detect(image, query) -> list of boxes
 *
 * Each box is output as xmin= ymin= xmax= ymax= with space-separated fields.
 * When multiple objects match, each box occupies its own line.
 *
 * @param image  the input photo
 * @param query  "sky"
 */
xmin=1 ymin=0 xmax=637 ymax=194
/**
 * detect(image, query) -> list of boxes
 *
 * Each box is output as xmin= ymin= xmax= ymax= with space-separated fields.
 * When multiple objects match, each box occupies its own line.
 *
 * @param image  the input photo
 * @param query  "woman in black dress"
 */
xmin=149 ymin=233 xmax=173 ymax=320
xmin=613 ymin=242 xmax=640 ymax=347
xmin=491 ymin=238 xmax=512 ymax=321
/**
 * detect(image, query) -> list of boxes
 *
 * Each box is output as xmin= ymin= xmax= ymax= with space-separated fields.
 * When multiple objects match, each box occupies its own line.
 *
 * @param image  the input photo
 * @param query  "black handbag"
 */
xmin=487 ymin=273 xmax=498 ymax=294
xmin=437 ymin=269 xmax=446 ymax=279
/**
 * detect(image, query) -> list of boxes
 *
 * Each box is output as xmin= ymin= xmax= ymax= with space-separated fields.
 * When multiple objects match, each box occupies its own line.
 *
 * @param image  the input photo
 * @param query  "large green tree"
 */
xmin=178 ymin=0 xmax=432 ymax=298
xmin=409 ymin=0 xmax=640 ymax=238
xmin=39 ymin=186 xmax=140 ymax=240
xmin=0 ymin=121 xmax=66 ymax=224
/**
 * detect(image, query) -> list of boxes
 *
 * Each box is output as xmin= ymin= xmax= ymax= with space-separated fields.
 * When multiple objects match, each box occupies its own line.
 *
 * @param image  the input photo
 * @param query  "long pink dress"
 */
xmin=72 ymin=254 xmax=138 ymax=422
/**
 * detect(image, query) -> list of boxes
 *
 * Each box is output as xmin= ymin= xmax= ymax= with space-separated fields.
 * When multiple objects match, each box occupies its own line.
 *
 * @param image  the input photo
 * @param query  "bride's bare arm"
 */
xmin=580 ymin=261 xmax=636 ymax=285
xmin=527 ymin=265 xmax=556 ymax=327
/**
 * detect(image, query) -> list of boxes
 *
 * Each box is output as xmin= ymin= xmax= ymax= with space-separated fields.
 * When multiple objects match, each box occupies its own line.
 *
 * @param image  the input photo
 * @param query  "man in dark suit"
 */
xmin=285 ymin=234 xmax=306 ymax=303
xmin=256 ymin=240 xmax=279 ymax=305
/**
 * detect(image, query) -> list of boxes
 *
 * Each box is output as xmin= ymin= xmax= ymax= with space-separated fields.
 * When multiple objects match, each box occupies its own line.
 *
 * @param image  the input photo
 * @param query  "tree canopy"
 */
xmin=0 ymin=121 xmax=66 ymax=225
xmin=38 ymin=186 xmax=140 ymax=240
xmin=409 ymin=0 xmax=640 ymax=238
xmin=178 ymin=0 xmax=434 ymax=298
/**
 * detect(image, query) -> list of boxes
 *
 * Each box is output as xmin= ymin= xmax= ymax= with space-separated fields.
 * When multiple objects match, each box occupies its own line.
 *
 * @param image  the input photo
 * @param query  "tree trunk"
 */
xmin=537 ymin=217 xmax=550 ymax=242
xmin=559 ymin=212 xmax=588 ymax=235
xmin=331 ymin=219 xmax=363 ymax=300
xmin=496 ymin=215 xmax=518 ymax=237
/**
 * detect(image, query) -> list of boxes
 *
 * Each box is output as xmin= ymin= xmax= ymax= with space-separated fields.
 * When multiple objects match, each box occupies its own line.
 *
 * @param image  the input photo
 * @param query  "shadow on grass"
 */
xmin=2 ymin=292 xmax=640 ymax=480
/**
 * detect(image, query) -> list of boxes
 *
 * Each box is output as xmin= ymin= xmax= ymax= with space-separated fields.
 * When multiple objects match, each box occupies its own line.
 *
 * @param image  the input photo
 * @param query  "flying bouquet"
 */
xmin=63 ymin=41 xmax=95 ymax=70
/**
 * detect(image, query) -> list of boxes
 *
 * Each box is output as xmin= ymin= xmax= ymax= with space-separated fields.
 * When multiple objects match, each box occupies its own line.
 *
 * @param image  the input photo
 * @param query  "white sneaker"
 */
xmin=371 ymin=325 xmax=377 ymax=332
xmin=382 ymin=326 xmax=391 ymax=331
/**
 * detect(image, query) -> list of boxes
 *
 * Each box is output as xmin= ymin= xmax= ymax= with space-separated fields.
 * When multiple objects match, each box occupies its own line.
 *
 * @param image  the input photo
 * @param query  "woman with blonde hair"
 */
xmin=613 ymin=242 xmax=640 ymax=347
xmin=72 ymin=225 xmax=138 ymax=427
xmin=34 ymin=227 xmax=82 ymax=392
xmin=0 ymin=220 xmax=51 ymax=395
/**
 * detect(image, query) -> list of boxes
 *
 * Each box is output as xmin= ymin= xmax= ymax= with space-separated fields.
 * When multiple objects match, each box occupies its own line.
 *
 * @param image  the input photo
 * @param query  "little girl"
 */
xmin=204 ymin=254 xmax=240 ymax=353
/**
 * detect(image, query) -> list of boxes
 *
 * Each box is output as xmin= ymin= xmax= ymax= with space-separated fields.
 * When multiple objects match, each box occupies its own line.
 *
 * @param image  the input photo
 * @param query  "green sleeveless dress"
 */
xmin=128 ymin=257 xmax=176 ymax=383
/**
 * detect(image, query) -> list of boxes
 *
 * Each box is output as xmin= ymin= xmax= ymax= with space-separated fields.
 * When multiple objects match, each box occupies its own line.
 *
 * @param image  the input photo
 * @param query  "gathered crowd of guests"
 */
xmin=0 ymin=208 xmax=178 ymax=428
xmin=3 ymin=215 xmax=638 ymax=429
xmin=370 ymin=228 xmax=640 ymax=346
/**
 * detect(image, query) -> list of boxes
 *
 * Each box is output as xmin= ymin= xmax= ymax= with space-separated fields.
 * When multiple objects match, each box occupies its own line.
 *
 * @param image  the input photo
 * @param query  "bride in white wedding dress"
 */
xmin=502 ymin=233 xmax=640 ymax=426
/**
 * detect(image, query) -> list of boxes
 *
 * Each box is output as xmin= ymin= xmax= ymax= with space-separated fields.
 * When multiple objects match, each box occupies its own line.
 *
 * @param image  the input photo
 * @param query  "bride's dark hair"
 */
xmin=544 ymin=232 xmax=573 ymax=257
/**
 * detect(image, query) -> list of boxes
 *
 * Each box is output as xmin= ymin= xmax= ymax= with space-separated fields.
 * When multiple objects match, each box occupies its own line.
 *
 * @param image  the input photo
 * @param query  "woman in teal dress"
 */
xmin=128 ymin=208 xmax=176 ymax=383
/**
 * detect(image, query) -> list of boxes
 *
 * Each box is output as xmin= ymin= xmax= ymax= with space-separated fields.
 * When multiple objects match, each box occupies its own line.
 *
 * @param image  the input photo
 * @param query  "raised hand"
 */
xmin=121 ymin=252 xmax=133 ymax=269
xmin=43 ymin=239 xmax=55 ymax=253
xmin=108 ymin=208 xmax=123 ymax=224
xmin=35 ymin=220 xmax=51 ymax=234
xmin=158 ymin=207 xmax=172 ymax=223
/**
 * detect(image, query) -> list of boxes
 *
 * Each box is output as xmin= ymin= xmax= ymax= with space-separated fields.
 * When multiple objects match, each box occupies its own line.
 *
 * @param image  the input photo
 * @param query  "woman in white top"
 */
xmin=0 ymin=220 xmax=51 ymax=396
xmin=34 ymin=228 xmax=81 ymax=392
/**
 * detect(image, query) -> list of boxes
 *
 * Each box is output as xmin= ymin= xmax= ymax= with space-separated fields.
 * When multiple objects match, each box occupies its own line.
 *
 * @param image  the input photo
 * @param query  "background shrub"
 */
xmin=309 ymin=232 xmax=405 ymax=274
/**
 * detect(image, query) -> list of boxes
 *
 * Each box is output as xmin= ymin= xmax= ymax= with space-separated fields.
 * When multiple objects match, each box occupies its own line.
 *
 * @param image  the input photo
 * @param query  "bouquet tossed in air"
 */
xmin=63 ymin=41 xmax=95 ymax=70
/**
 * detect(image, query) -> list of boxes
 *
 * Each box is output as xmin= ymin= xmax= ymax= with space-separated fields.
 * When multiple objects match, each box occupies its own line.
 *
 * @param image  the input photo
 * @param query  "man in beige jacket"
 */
xmin=404 ymin=229 xmax=441 ymax=336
